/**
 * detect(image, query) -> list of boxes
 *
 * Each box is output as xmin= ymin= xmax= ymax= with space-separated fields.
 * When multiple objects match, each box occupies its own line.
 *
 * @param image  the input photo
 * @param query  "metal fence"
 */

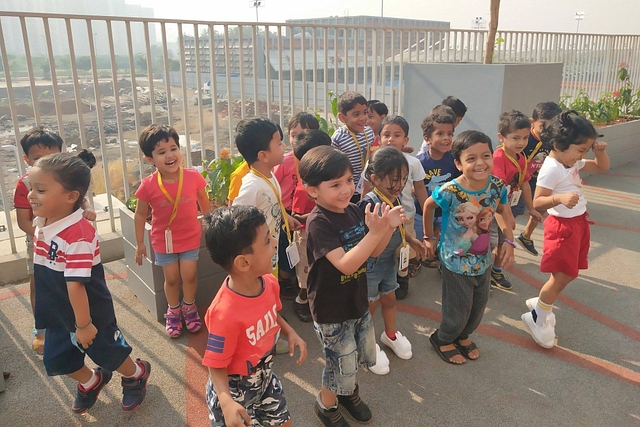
xmin=1 ymin=10 xmax=639 ymax=254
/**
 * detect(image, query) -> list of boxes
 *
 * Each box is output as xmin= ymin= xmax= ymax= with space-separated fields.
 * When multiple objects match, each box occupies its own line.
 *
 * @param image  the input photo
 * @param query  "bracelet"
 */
xmin=75 ymin=318 xmax=92 ymax=330
xmin=423 ymin=236 xmax=437 ymax=241
xmin=504 ymin=239 xmax=516 ymax=248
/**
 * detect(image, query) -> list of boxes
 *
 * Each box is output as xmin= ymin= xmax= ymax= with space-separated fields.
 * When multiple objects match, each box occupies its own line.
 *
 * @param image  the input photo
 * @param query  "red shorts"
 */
xmin=540 ymin=212 xmax=591 ymax=278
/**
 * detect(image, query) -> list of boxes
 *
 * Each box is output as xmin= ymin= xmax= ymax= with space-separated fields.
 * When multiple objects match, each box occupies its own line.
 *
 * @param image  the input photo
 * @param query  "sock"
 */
xmin=124 ymin=362 xmax=143 ymax=379
xmin=533 ymin=299 xmax=553 ymax=326
xmin=385 ymin=331 xmax=397 ymax=341
xmin=397 ymin=270 xmax=408 ymax=278
xmin=80 ymin=369 xmax=98 ymax=389
xmin=295 ymin=296 xmax=308 ymax=304
xmin=492 ymin=266 xmax=503 ymax=273
xmin=168 ymin=303 xmax=181 ymax=311
xmin=182 ymin=300 xmax=195 ymax=307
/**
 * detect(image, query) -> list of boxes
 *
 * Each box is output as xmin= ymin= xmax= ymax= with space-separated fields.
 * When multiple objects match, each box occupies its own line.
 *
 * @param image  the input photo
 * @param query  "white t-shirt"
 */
xmin=536 ymin=157 xmax=587 ymax=218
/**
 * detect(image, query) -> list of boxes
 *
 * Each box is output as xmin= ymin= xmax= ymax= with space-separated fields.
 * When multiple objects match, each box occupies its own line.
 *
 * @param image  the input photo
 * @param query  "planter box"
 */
xmin=595 ymin=120 xmax=640 ymax=169
xmin=119 ymin=207 xmax=227 ymax=323
xmin=402 ymin=63 xmax=564 ymax=150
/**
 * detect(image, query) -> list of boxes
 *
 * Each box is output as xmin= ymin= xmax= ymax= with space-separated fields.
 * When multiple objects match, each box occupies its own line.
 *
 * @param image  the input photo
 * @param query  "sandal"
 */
xmin=454 ymin=338 xmax=479 ymax=360
xmin=164 ymin=307 xmax=183 ymax=338
xmin=421 ymin=257 xmax=440 ymax=268
xmin=429 ymin=330 xmax=465 ymax=365
xmin=408 ymin=258 xmax=421 ymax=278
xmin=181 ymin=303 xmax=202 ymax=333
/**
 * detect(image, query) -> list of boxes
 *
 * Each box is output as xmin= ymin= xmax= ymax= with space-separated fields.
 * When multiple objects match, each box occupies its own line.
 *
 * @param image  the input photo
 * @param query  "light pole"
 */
xmin=381 ymin=0 xmax=384 ymax=18
xmin=251 ymin=0 xmax=264 ymax=23
xmin=575 ymin=12 xmax=584 ymax=33
xmin=473 ymin=16 xmax=486 ymax=30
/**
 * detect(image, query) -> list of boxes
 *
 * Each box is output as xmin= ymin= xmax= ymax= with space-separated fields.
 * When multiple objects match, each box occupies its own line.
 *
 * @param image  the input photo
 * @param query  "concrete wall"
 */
xmin=596 ymin=120 xmax=640 ymax=169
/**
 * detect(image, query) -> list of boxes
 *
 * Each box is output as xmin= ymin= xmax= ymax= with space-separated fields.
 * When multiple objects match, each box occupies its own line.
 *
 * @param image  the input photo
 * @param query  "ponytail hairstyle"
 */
xmin=540 ymin=110 xmax=597 ymax=152
xmin=364 ymin=146 xmax=408 ymax=194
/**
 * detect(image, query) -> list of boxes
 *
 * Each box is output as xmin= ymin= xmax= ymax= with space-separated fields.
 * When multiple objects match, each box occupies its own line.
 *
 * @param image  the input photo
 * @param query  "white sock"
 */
xmin=80 ymin=369 xmax=98 ymax=389
xmin=295 ymin=296 xmax=307 ymax=304
xmin=124 ymin=363 xmax=142 ymax=379
xmin=533 ymin=299 xmax=553 ymax=326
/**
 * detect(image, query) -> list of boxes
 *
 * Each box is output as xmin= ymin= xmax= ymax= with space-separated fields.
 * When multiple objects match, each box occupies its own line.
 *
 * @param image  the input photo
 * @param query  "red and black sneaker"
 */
xmin=121 ymin=359 xmax=151 ymax=411
xmin=72 ymin=367 xmax=112 ymax=414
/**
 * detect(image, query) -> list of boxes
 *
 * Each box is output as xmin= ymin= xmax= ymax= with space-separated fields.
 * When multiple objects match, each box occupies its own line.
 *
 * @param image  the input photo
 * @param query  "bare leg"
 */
xmin=116 ymin=357 xmax=137 ymax=377
xmin=320 ymin=385 xmax=337 ymax=408
xmin=368 ymin=299 xmax=381 ymax=318
xmin=539 ymin=272 xmax=575 ymax=305
xmin=522 ymin=215 xmax=540 ymax=240
xmin=67 ymin=365 xmax=94 ymax=383
xmin=162 ymin=263 xmax=182 ymax=307
xmin=379 ymin=292 xmax=397 ymax=336
xmin=178 ymin=259 xmax=198 ymax=303
xmin=29 ymin=274 xmax=35 ymax=313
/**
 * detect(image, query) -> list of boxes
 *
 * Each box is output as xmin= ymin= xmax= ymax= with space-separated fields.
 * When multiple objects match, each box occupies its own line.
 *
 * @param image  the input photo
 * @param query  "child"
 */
xmin=13 ymin=126 xmax=96 ymax=355
xmin=299 ymin=145 xmax=405 ymax=426
xmin=366 ymin=100 xmax=388 ymax=149
xmin=134 ymin=124 xmax=210 ymax=338
xmin=491 ymin=110 xmax=542 ymax=290
xmin=423 ymin=130 xmax=515 ymax=365
xmin=30 ymin=152 xmax=150 ymax=413
xmin=516 ymin=102 xmax=563 ymax=255
xmin=202 ymin=205 xmax=307 ymax=427
xmin=331 ymin=91 xmax=376 ymax=203
xmin=290 ymin=129 xmax=332 ymax=322
xmin=357 ymin=147 xmax=425 ymax=375
xmin=521 ymin=111 xmax=609 ymax=348
xmin=274 ymin=112 xmax=320 ymax=299
xmin=414 ymin=111 xmax=460 ymax=268
xmin=441 ymin=96 xmax=467 ymax=128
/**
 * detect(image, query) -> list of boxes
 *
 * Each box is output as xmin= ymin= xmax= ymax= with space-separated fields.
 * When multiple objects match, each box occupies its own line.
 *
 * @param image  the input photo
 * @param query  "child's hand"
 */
xmin=364 ymin=203 xmax=389 ymax=234
xmin=135 ymin=244 xmax=146 ymax=266
xmin=386 ymin=205 xmax=407 ymax=228
xmin=409 ymin=239 xmax=426 ymax=261
xmin=82 ymin=207 xmax=97 ymax=221
xmin=560 ymin=193 xmax=580 ymax=209
xmin=287 ymin=332 xmax=307 ymax=365
xmin=287 ymin=214 xmax=302 ymax=232
xmin=75 ymin=322 xmax=98 ymax=349
xmin=500 ymin=244 xmax=514 ymax=269
xmin=592 ymin=141 xmax=607 ymax=152
xmin=401 ymin=145 xmax=415 ymax=154
xmin=221 ymin=400 xmax=251 ymax=427
xmin=528 ymin=209 xmax=542 ymax=222
xmin=424 ymin=239 xmax=437 ymax=259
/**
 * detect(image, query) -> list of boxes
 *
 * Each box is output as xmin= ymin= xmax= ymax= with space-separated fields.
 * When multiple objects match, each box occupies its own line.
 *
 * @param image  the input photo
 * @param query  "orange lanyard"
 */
xmin=499 ymin=146 xmax=525 ymax=187
xmin=526 ymin=129 xmax=543 ymax=163
xmin=346 ymin=127 xmax=371 ymax=170
xmin=157 ymin=167 xmax=183 ymax=229
xmin=373 ymin=188 xmax=405 ymax=245
xmin=250 ymin=167 xmax=292 ymax=244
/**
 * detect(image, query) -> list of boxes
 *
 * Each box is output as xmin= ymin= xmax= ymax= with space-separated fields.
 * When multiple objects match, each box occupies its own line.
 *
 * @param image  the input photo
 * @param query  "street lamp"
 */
xmin=251 ymin=0 xmax=265 ymax=23
xmin=575 ymin=12 xmax=584 ymax=33
xmin=472 ymin=16 xmax=487 ymax=30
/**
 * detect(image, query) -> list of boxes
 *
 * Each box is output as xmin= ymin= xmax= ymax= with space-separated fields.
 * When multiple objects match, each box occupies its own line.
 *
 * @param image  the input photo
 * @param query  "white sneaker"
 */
xmin=380 ymin=331 xmax=412 ymax=359
xmin=525 ymin=297 xmax=556 ymax=327
xmin=521 ymin=311 xmax=556 ymax=348
xmin=369 ymin=344 xmax=390 ymax=375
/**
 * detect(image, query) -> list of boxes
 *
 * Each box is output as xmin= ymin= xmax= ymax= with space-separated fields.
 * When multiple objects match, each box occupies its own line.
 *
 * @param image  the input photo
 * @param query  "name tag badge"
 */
xmin=286 ymin=242 xmax=300 ymax=269
xmin=510 ymin=189 xmax=522 ymax=207
xmin=399 ymin=244 xmax=410 ymax=271
xmin=165 ymin=229 xmax=174 ymax=254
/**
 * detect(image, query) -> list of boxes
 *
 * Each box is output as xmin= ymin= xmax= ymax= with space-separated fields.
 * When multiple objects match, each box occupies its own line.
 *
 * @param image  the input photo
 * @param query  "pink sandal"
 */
xmin=181 ymin=303 xmax=202 ymax=333
xmin=164 ymin=307 xmax=183 ymax=338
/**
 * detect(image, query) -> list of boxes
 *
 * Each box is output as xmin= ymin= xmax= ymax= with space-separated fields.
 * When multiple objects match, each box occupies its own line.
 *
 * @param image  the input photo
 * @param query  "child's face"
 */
xmin=426 ymin=123 xmax=454 ymax=155
xmin=366 ymin=110 xmax=385 ymax=135
xmin=288 ymin=124 xmax=304 ymax=146
xmin=245 ymin=223 xmax=277 ymax=277
xmin=454 ymin=115 xmax=463 ymax=128
xmin=554 ymin=138 xmax=595 ymax=168
xmin=306 ymin=170 xmax=355 ymax=213
xmin=477 ymin=211 xmax=493 ymax=231
xmin=262 ymin=130 xmax=286 ymax=167
xmin=380 ymin=123 xmax=408 ymax=151
xmin=146 ymin=137 xmax=182 ymax=176
xmin=23 ymin=144 xmax=60 ymax=167
xmin=455 ymin=210 xmax=477 ymax=229
xmin=498 ymin=128 xmax=530 ymax=155
xmin=454 ymin=142 xmax=493 ymax=183
xmin=531 ymin=118 xmax=548 ymax=137
xmin=372 ymin=168 xmax=408 ymax=200
xmin=339 ymin=103 xmax=368 ymax=133
xmin=27 ymin=166 xmax=77 ymax=223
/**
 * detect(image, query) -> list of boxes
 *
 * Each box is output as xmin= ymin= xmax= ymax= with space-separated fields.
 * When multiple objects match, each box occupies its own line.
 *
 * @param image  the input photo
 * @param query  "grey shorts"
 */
xmin=490 ymin=219 xmax=505 ymax=249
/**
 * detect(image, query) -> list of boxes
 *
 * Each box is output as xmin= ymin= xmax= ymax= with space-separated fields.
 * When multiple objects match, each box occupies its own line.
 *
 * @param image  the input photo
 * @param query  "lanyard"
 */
xmin=373 ymin=188 xmax=405 ymax=246
xmin=526 ymin=129 xmax=543 ymax=163
xmin=157 ymin=167 xmax=184 ymax=229
xmin=250 ymin=167 xmax=292 ymax=244
xmin=345 ymin=126 xmax=371 ymax=170
xmin=499 ymin=146 xmax=525 ymax=187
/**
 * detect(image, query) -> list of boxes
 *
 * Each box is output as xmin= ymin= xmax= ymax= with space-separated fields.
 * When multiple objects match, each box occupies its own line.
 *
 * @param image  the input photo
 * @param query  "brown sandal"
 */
xmin=408 ymin=258 xmax=421 ymax=278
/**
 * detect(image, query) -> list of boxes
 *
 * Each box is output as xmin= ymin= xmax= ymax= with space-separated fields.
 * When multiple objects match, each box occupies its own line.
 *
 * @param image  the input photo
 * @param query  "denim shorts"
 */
xmin=313 ymin=310 xmax=376 ymax=395
xmin=154 ymin=248 xmax=200 ymax=266
xmin=366 ymin=256 xmax=399 ymax=301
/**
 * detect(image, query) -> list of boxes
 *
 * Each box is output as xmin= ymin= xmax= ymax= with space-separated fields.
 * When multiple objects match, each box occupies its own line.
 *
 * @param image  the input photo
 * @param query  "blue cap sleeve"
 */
xmin=431 ymin=185 xmax=450 ymax=211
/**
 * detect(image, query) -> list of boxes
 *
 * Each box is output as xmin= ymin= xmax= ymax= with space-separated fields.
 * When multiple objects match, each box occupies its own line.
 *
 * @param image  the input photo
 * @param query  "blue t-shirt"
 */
xmin=432 ymin=176 xmax=508 ymax=276
xmin=415 ymin=150 xmax=461 ymax=217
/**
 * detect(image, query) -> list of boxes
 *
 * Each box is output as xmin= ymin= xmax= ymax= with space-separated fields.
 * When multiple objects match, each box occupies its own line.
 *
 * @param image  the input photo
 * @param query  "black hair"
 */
xmin=441 ymin=96 xmax=467 ymax=118
xmin=451 ymin=130 xmax=493 ymax=162
xmin=298 ymin=146 xmax=352 ymax=187
xmin=34 ymin=150 xmax=96 ymax=211
xmin=138 ymin=124 xmax=180 ymax=158
xmin=20 ymin=126 xmax=63 ymax=157
xmin=540 ymin=110 xmax=598 ymax=152
xmin=203 ymin=205 xmax=267 ymax=272
xmin=288 ymin=112 xmax=320 ymax=133
xmin=421 ymin=111 xmax=455 ymax=138
xmin=364 ymin=147 xmax=408 ymax=194
xmin=498 ymin=110 xmax=531 ymax=136
xmin=338 ymin=91 xmax=367 ymax=115
xmin=235 ymin=117 xmax=283 ymax=164
xmin=380 ymin=115 xmax=409 ymax=137
xmin=367 ymin=100 xmax=389 ymax=117
xmin=532 ymin=102 xmax=562 ymax=121
xmin=293 ymin=130 xmax=332 ymax=161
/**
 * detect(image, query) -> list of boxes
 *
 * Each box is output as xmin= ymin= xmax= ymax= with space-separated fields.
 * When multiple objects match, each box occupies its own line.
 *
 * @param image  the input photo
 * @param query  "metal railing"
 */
xmin=1 ymin=10 xmax=639 ymax=255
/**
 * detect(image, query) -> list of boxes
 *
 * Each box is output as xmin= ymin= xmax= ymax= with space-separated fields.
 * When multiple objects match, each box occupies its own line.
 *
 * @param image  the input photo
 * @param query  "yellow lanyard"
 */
xmin=346 ymin=126 xmax=371 ymax=170
xmin=250 ymin=167 xmax=292 ymax=244
xmin=373 ymin=188 xmax=406 ymax=246
xmin=499 ymin=146 xmax=525 ymax=187
xmin=526 ymin=129 xmax=543 ymax=163
xmin=157 ymin=167 xmax=184 ymax=229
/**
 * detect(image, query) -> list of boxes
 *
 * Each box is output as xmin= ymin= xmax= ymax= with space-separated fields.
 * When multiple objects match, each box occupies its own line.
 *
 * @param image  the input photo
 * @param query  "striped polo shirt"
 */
xmin=331 ymin=125 xmax=375 ymax=194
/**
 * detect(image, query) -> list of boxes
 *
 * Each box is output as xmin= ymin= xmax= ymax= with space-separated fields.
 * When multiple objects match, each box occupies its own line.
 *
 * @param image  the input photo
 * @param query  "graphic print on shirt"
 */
xmin=339 ymin=220 xmax=366 ymax=284
xmin=425 ymin=171 xmax=452 ymax=192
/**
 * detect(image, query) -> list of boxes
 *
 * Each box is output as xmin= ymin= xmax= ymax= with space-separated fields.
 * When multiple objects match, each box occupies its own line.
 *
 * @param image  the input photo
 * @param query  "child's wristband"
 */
xmin=423 ymin=236 xmax=437 ymax=241
xmin=75 ymin=318 xmax=92 ymax=330
xmin=504 ymin=239 xmax=516 ymax=248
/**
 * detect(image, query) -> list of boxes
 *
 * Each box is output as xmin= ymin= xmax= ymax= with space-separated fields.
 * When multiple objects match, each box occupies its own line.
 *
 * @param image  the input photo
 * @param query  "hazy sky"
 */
xmin=126 ymin=0 xmax=640 ymax=35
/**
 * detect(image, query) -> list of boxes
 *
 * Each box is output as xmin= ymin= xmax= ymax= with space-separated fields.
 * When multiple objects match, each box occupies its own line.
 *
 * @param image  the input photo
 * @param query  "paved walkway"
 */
xmin=1 ymin=162 xmax=639 ymax=426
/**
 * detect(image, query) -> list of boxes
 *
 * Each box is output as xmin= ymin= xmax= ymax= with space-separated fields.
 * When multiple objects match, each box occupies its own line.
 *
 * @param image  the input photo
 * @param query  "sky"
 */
xmin=126 ymin=0 xmax=640 ymax=35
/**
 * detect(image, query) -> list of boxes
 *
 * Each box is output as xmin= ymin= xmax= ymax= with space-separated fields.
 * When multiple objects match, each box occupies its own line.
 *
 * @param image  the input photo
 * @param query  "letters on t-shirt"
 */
xmin=245 ymin=303 xmax=278 ymax=346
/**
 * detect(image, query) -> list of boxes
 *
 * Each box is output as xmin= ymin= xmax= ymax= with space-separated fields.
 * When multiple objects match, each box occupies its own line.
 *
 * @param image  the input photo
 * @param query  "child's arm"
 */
xmin=287 ymin=213 xmax=302 ymax=232
xmin=521 ymin=184 xmax=542 ymax=222
xmin=208 ymin=367 xmax=251 ymax=427
xmin=422 ymin=197 xmax=438 ymax=259
xmin=134 ymin=199 xmax=150 ymax=266
xmin=413 ymin=181 xmax=429 ymax=211
xmin=533 ymin=187 xmax=579 ymax=211
xmin=581 ymin=141 xmax=610 ymax=173
xmin=495 ymin=204 xmax=515 ymax=268
xmin=67 ymin=281 xmax=97 ymax=349
xmin=197 ymin=188 xmax=211 ymax=214
xmin=407 ymin=233 xmax=426 ymax=260
xmin=276 ymin=314 xmax=307 ymax=364
xmin=292 ymin=212 xmax=310 ymax=225
xmin=361 ymin=181 xmax=373 ymax=199
xmin=16 ymin=209 xmax=35 ymax=236
xmin=80 ymin=197 xmax=97 ymax=221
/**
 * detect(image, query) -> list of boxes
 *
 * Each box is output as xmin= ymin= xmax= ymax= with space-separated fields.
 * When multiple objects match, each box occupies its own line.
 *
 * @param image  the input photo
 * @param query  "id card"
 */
xmin=165 ymin=229 xmax=174 ymax=254
xmin=285 ymin=242 xmax=300 ymax=268
xmin=509 ymin=189 xmax=522 ymax=206
xmin=399 ymin=244 xmax=410 ymax=271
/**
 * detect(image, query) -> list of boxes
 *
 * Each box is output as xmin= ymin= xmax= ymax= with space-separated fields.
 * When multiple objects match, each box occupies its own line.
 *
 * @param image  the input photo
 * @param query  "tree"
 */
xmin=483 ymin=0 xmax=501 ymax=64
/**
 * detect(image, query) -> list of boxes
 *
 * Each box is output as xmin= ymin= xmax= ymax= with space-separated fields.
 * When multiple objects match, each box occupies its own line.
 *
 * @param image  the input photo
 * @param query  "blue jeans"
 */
xmin=365 ymin=256 xmax=399 ymax=301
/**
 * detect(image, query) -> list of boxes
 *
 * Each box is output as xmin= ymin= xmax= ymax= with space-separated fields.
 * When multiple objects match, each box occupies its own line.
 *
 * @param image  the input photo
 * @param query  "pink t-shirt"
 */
xmin=291 ymin=181 xmax=316 ymax=215
xmin=493 ymin=148 xmax=531 ymax=196
xmin=14 ymin=174 xmax=34 ymax=219
xmin=273 ymin=152 xmax=298 ymax=211
xmin=135 ymin=168 xmax=206 ymax=254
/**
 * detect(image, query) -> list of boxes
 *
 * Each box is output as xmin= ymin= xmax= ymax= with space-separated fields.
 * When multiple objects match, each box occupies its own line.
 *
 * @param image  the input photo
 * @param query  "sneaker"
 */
xmin=72 ymin=367 xmax=112 ymax=414
xmin=164 ymin=306 xmax=183 ymax=338
xmin=517 ymin=233 xmax=539 ymax=256
xmin=521 ymin=311 xmax=555 ymax=348
xmin=490 ymin=268 xmax=513 ymax=290
xmin=380 ymin=331 xmax=412 ymax=359
xmin=121 ymin=359 xmax=151 ymax=411
xmin=181 ymin=303 xmax=202 ymax=333
xmin=293 ymin=300 xmax=312 ymax=322
xmin=395 ymin=275 xmax=409 ymax=300
xmin=368 ymin=344 xmax=390 ymax=375
xmin=314 ymin=400 xmax=350 ymax=427
xmin=337 ymin=384 xmax=372 ymax=423
xmin=525 ymin=298 xmax=556 ymax=327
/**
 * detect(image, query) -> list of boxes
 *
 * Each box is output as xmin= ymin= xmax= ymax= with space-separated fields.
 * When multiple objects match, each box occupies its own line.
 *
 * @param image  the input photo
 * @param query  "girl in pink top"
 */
xmin=134 ymin=124 xmax=210 ymax=338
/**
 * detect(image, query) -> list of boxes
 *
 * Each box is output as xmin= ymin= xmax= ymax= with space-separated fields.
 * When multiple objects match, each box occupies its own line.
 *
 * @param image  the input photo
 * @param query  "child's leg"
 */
xmin=379 ymin=292 xmax=396 ymax=336
xmin=29 ymin=274 xmax=36 ymax=313
xmin=490 ymin=223 xmax=513 ymax=290
xmin=178 ymin=259 xmax=198 ymax=303
xmin=522 ymin=215 xmax=540 ymax=239
xmin=161 ymin=262 xmax=182 ymax=307
xmin=456 ymin=268 xmax=492 ymax=359
xmin=540 ymin=272 xmax=574 ymax=306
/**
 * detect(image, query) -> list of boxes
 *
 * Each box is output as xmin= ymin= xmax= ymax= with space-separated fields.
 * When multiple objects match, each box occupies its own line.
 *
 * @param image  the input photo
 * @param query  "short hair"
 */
xmin=364 ymin=147 xmax=409 ymax=191
xmin=430 ymin=104 xmax=456 ymax=119
xmin=203 ymin=205 xmax=267 ymax=272
xmin=540 ymin=110 xmax=598 ymax=152
xmin=441 ymin=96 xmax=467 ymax=118
xmin=380 ymin=115 xmax=409 ymax=137
xmin=532 ymin=102 xmax=562 ymax=121
xmin=288 ymin=112 xmax=320 ymax=133
xmin=293 ymin=130 xmax=332 ymax=161
xmin=367 ymin=100 xmax=389 ymax=117
xmin=421 ymin=111 xmax=455 ymax=138
xmin=20 ymin=126 xmax=63 ymax=157
xmin=299 ymin=146 xmax=352 ymax=187
xmin=451 ymin=130 xmax=493 ymax=162
xmin=138 ymin=124 xmax=180 ymax=157
xmin=498 ymin=110 xmax=531 ymax=136
xmin=235 ymin=118 xmax=283 ymax=164
xmin=338 ymin=91 xmax=367 ymax=115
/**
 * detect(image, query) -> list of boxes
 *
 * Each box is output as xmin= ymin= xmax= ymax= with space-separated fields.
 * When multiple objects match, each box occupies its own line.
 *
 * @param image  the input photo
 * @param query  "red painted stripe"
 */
xmin=600 ymin=172 xmax=640 ymax=179
xmin=186 ymin=307 xmax=210 ymax=427
xmin=593 ymin=222 xmax=640 ymax=233
xmin=583 ymin=184 xmax=640 ymax=205
xmin=0 ymin=284 xmax=29 ymax=301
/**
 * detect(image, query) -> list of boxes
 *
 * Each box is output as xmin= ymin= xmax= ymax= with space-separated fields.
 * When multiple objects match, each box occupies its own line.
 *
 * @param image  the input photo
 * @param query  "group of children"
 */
xmin=13 ymin=84 xmax=609 ymax=425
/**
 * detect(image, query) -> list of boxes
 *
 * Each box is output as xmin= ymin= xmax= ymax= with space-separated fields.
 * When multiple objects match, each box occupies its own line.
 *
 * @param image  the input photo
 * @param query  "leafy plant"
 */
xmin=125 ymin=195 xmax=138 ymax=212
xmin=315 ymin=91 xmax=340 ymax=136
xmin=202 ymin=149 xmax=245 ymax=207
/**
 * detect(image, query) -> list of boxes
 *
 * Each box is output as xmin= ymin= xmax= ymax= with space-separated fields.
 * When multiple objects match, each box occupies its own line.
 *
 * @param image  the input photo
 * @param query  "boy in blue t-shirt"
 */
xmin=423 ymin=130 xmax=514 ymax=365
